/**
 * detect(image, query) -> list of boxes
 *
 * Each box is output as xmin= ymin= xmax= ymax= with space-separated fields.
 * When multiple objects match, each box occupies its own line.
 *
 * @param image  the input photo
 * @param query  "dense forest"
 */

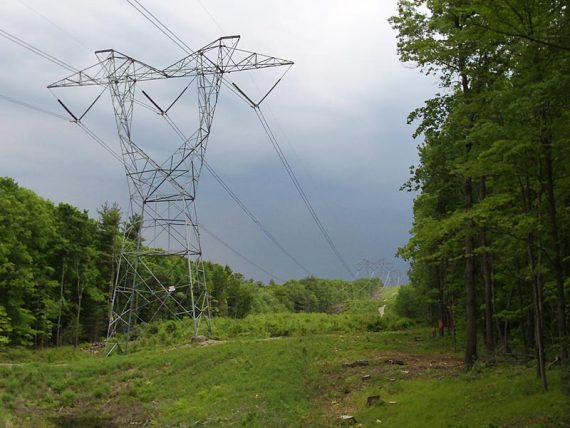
xmin=0 ymin=177 xmax=380 ymax=348
xmin=391 ymin=0 xmax=570 ymax=389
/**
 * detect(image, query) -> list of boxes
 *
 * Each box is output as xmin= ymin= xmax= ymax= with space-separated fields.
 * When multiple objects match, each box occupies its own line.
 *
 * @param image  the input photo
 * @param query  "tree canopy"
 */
xmin=391 ymin=0 xmax=570 ymax=390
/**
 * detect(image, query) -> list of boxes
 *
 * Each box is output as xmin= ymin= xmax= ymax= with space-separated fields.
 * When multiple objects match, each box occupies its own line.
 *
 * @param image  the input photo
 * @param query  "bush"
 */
xmin=128 ymin=310 xmax=419 ymax=353
xmin=394 ymin=285 xmax=426 ymax=321
xmin=163 ymin=320 xmax=178 ymax=334
xmin=366 ymin=319 xmax=384 ymax=332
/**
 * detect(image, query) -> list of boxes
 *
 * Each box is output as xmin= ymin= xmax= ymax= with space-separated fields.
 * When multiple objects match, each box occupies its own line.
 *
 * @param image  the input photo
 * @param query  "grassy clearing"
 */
xmin=1 ymin=330 xmax=424 ymax=427
xmin=331 ymin=356 xmax=569 ymax=427
xmin=342 ymin=285 xmax=401 ymax=315
xmin=0 ymin=313 xmax=568 ymax=427
xmin=355 ymin=366 xmax=569 ymax=427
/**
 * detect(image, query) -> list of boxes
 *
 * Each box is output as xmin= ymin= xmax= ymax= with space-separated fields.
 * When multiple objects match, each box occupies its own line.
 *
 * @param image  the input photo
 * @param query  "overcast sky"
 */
xmin=0 ymin=0 xmax=438 ymax=283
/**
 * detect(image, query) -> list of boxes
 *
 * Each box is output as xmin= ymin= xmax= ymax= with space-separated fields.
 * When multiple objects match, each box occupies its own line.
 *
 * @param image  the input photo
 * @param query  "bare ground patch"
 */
xmin=51 ymin=401 xmax=151 ymax=427
xmin=313 ymin=350 xmax=463 ymax=424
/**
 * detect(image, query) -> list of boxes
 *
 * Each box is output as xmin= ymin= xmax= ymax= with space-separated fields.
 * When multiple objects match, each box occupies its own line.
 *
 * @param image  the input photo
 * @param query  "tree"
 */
xmin=391 ymin=0 xmax=570 ymax=387
xmin=0 ymin=178 xmax=58 ymax=346
xmin=97 ymin=202 xmax=122 ymax=327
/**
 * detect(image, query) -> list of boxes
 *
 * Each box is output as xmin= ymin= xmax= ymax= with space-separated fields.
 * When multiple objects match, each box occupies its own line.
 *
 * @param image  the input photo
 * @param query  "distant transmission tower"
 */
xmin=49 ymin=36 xmax=292 ymax=354
xmin=354 ymin=258 xmax=383 ymax=297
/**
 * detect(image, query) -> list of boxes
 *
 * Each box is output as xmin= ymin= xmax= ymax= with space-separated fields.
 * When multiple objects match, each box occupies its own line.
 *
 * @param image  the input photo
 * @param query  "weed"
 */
xmin=61 ymin=389 xmax=76 ymax=407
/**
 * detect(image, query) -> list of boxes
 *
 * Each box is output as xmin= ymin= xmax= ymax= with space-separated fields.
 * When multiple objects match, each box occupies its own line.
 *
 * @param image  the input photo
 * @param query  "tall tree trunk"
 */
xmin=540 ymin=127 xmax=568 ymax=364
xmin=464 ymin=174 xmax=478 ymax=366
xmin=516 ymin=280 xmax=530 ymax=359
xmin=528 ymin=233 xmax=548 ymax=390
xmin=450 ymin=293 xmax=457 ymax=353
xmin=502 ymin=288 xmax=514 ymax=355
xmin=461 ymin=71 xmax=478 ymax=368
xmin=108 ymin=233 xmax=117 ymax=327
xmin=438 ymin=261 xmax=445 ymax=337
xmin=479 ymin=176 xmax=495 ymax=355
xmin=523 ymin=170 xmax=547 ymax=389
xmin=56 ymin=259 xmax=65 ymax=346
xmin=75 ymin=263 xmax=83 ymax=348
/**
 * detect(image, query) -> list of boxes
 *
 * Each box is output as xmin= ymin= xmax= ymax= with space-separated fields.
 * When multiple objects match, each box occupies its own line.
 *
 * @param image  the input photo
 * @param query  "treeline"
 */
xmin=391 ymin=1 xmax=570 ymax=389
xmin=208 ymin=266 xmax=381 ymax=319
xmin=0 ymin=177 xmax=128 ymax=347
xmin=0 ymin=177 xmax=381 ymax=348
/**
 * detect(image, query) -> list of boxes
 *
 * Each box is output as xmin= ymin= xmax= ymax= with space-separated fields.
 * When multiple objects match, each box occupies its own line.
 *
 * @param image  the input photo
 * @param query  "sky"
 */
xmin=0 ymin=0 xmax=438 ymax=284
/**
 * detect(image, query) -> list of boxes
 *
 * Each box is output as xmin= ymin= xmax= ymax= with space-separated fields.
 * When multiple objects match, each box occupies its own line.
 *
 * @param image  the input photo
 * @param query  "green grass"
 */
xmin=130 ymin=310 xmax=413 ymax=352
xmin=354 ymin=366 xmax=569 ymax=427
xmin=379 ymin=285 xmax=401 ymax=307
xmin=343 ymin=285 xmax=401 ymax=314
xmin=0 ymin=314 xmax=568 ymax=427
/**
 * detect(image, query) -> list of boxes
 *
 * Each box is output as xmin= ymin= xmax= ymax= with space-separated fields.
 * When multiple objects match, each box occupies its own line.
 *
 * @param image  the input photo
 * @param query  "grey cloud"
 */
xmin=0 ymin=0 xmax=434 ymax=282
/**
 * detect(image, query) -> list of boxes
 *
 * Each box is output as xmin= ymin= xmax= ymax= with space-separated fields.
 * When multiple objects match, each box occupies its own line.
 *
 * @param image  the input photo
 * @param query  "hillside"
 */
xmin=1 ymin=311 xmax=568 ymax=427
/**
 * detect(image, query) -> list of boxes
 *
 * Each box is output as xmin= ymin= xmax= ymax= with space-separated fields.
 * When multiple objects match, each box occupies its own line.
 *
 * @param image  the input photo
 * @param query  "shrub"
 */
xmin=394 ymin=285 xmax=426 ymax=321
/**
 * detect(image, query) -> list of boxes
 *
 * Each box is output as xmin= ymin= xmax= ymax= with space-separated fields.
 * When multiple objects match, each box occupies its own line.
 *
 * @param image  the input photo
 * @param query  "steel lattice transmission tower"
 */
xmin=48 ymin=36 xmax=293 ymax=354
xmin=354 ymin=258 xmax=384 ymax=297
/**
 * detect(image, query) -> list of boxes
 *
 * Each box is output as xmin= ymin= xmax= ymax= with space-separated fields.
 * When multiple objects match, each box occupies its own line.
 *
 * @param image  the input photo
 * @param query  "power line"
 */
xmin=203 ymin=159 xmax=313 ymax=276
xmin=125 ymin=0 xmax=193 ymax=54
xmin=196 ymin=0 xmax=225 ymax=34
xmin=15 ymin=0 xmax=92 ymax=54
xmin=0 ymin=93 xmax=70 ymax=121
xmin=200 ymin=224 xmax=282 ymax=282
xmin=123 ymin=0 xmax=353 ymax=278
xmin=157 ymin=105 xmax=312 ymax=275
xmin=254 ymin=106 xmax=355 ymax=277
xmin=149 ymin=101 xmax=313 ymax=276
xmin=76 ymin=123 xmax=124 ymax=165
xmin=0 ymin=27 xmax=77 ymax=73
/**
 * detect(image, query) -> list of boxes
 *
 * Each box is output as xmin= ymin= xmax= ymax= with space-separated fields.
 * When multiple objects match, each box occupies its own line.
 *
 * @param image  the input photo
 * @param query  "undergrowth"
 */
xmin=129 ymin=312 xmax=415 ymax=352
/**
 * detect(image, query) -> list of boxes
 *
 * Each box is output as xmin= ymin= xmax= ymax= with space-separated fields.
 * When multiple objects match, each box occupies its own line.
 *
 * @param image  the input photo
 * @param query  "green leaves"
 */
xmin=392 ymin=0 xmax=570 ymax=364
xmin=0 ymin=178 xmax=115 ymax=346
xmin=0 ymin=306 xmax=12 ymax=346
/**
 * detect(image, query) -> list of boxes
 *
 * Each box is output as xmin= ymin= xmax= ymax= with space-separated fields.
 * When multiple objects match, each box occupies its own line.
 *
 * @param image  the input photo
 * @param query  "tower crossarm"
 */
xmin=164 ymin=36 xmax=294 ymax=76
xmin=47 ymin=36 xmax=293 ymax=89
xmin=222 ymin=48 xmax=294 ymax=73
xmin=47 ymin=49 xmax=170 ymax=88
